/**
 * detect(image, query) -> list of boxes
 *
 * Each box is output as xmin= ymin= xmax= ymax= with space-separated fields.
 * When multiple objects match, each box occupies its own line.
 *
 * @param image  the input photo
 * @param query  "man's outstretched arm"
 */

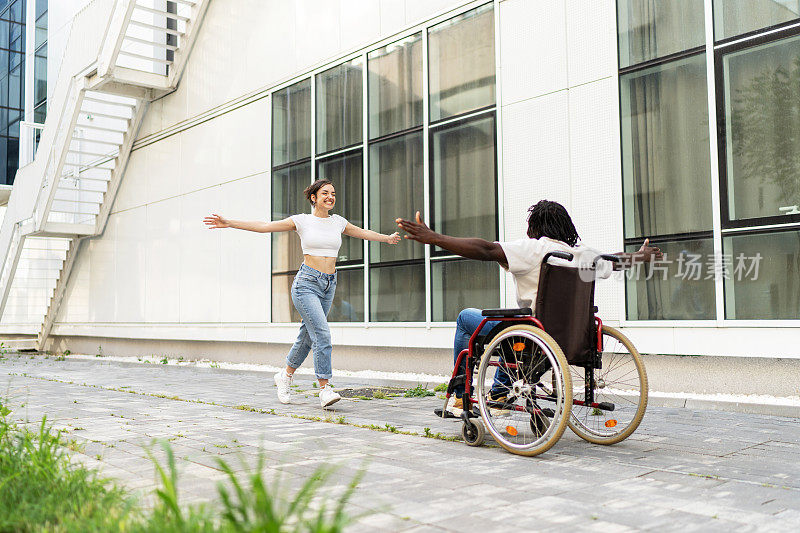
xmin=396 ymin=211 xmax=509 ymax=268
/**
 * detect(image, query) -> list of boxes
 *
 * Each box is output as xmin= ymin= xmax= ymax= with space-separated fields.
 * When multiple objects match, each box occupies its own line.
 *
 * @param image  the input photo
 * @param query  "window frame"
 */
xmin=714 ymin=23 xmax=800 ymax=231
xmin=617 ymin=0 xmax=800 ymax=326
xmin=268 ymin=0 xmax=501 ymax=326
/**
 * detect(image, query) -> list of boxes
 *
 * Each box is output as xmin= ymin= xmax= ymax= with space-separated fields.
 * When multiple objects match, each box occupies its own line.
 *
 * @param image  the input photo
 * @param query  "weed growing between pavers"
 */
xmin=0 ymin=400 xmax=364 ymax=531
xmin=404 ymin=384 xmax=435 ymax=398
xmin=9 ymin=372 xmax=464 ymax=443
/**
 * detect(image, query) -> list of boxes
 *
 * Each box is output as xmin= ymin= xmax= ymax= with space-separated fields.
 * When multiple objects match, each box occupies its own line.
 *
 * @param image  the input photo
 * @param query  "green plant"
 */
xmin=384 ymin=423 xmax=398 ymax=433
xmin=423 ymin=427 xmax=433 ymax=437
xmin=404 ymin=384 xmax=434 ymax=398
xmin=591 ymin=407 xmax=603 ymax=416
xmin=372 ymin=390 xmax=386 ymax=400
xmin=160 ymin=356 xmax=169 ymax=365
xmin=433 ymin=383 xmax=447 ymax=392
xmin=209 ymin=361 xmax=220 ymax=369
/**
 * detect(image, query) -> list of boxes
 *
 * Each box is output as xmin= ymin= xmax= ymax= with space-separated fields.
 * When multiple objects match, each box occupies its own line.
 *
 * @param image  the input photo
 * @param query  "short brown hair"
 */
xmin=303 ymin=179 xmax=334 ymax=206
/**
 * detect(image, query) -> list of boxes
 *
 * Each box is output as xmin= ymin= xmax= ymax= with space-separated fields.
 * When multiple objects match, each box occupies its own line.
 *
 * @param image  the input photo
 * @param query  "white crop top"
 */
xmin=290 ymin=213 xmax=349 ymax=257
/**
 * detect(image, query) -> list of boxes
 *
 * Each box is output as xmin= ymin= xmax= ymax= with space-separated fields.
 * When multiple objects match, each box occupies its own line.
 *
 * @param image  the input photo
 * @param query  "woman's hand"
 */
xmin=385 ymin=232 xmax=401 ymax=245
xmin=204 ymin=214 xmax=230 ymax=229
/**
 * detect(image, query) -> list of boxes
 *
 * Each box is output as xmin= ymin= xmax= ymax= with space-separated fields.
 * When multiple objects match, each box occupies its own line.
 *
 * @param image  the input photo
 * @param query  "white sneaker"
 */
xmin=273 ymin=370 xmax=293 ymax=404
xmin=319 ymin=384 xmax=341 ymax=408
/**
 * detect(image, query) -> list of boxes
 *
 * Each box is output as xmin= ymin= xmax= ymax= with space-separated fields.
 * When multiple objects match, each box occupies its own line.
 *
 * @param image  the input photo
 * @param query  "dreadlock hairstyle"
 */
xmin=526 ymin=200 xmax=580 ymax=247
xmin=303 ymin=179 xmax=334 ymax=206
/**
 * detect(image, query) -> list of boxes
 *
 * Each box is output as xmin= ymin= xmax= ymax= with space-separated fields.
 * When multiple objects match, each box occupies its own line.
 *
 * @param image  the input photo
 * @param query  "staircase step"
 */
xmin=0 ymin=339 xmax=37 ymax=352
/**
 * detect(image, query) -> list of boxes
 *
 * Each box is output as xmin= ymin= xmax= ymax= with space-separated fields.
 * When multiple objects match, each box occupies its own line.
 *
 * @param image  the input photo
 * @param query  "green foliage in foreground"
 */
xmin=0 ymin=401 xmax=362 ymax=532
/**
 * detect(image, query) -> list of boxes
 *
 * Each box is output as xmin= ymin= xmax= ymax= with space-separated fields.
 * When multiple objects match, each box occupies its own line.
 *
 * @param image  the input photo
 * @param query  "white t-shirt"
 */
xmin=290 ymin=213 xmax=349 ymax=257
xmin=498 ymin=237 xmax=614 ymax=309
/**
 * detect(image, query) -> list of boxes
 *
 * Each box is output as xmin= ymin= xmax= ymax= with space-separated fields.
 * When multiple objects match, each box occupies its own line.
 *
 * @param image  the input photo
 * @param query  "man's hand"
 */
xmin=396 ymin=211 xmax=437 ymax=244
xmin=635 ymin=238 xmax=663 ymax=262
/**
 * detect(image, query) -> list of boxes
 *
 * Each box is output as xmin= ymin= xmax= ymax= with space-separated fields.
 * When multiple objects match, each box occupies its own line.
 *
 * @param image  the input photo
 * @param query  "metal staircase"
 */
xmin=0 ymin=0 xmax=211 ymax=351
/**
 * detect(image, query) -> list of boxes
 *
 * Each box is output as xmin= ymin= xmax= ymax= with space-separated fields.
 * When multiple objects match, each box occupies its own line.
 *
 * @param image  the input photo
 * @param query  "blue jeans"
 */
xmin=453 ymin=308 xmax=512 ymax=397
xmin=286 ymin=264 xmax=337 ymax=380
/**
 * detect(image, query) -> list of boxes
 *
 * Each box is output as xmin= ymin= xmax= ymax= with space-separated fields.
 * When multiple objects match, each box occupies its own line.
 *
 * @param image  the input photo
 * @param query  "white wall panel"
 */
xmin=565 ymin=0 xmax=617 ymax=87
xmin=218 ymin=174 xmax=269 ymax=323
xmin=113 ymin=207 xmax=146 ymax=322
xmin=499 ymin=0 xmax=568 ymax=106
xmin=405 ymin=0 xmax=467 ymax=26
xmin=379 ymin=0 xmax=406 ymax=36
xmin=294 ymin=1 xmax=342 ymax=75
xmin=145 ymin=198 xmax=181 ymax=323
xmin=87 ymin=220 xmax=117 ymax=322
xmin=567 ymin=78 xmax=624 ymax=320
xmin=178 ymin=187 xmax=221 ymax=323
xmin=113 ymin=147 xmax=149 ymax=213
xmin=501 ymin=90 xmax=572 ymax=242
xmin=340 ymin=0 xmax=381 ymax=52
xmin=177 ymin=99 xmax=269 ymax=196
xmin=242 ymin=0 xmax=297 ymax=100
xmin=145 ymin=134 xmax=181 ymax=204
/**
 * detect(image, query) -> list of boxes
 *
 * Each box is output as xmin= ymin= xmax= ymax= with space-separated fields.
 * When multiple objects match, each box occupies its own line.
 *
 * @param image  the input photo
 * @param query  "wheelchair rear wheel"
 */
xmin=476 ymin=325 xmax=572 ymax=457
xmin=568 ymin=325 xmax=648 ymax=445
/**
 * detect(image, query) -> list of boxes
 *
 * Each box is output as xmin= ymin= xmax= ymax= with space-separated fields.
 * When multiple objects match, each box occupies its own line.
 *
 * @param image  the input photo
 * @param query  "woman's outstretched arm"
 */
xmin=343 ymin=223 xmax=400 ymax=244
xmin=204 ymin=214 xmax=295 ymax=233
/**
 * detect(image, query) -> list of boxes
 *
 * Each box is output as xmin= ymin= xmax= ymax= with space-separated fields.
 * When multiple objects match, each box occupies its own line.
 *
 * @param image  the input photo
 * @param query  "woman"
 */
xmin=204 ymin=179 xmax=400 ymax=408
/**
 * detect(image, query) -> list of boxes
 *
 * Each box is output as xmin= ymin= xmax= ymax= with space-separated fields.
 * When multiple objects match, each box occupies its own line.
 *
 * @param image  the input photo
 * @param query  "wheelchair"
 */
xmin=436 ymin=251 xmax=648 ymax=457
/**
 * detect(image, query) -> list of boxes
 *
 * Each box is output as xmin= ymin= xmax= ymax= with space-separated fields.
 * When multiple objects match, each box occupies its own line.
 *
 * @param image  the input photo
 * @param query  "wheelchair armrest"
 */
xmin=481 ymin=308 xmax=532 ymax=317
xmin=592 ymin=254 xmax=621 ymax=268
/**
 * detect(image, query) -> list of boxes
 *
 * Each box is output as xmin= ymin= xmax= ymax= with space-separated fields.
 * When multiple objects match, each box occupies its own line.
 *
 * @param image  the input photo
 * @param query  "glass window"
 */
xmin=722 ymin=33 xmax=800 ymax=223
xmin=272 ymin=79 xmax=311 ymax=166
xmin=271 ymin=163 xmax=309 ymax=273
xmin=714 ymin=0 xmax=800 ymax=41
xmin=620 ymin=54 xmax=712 ymax=238
xmin=724 ymin=230 xmax=800 ymax=319
xmin=369 ymin=263 xmax=425 ymax=322
xmin=428 ymin=4 xmax=495 ymax=121
xmin=34 ymin=44 xmax=46 ymax=108
xmin=431 ymin=115 xmax=496 ymax=247
xmin=369 ymin=132 xmax=424 ymax=263
xmin=625 ymin=238 xmax=716 ymax=320
xmin=617 ymin=1 xmax=705 ymax=68
xmin=329 ymin=268 xmax=364 ymax=322
xmin=272 ymin=273 xmax=301 ymax=323
xmin=36 ymin=0 xmax=47 ymax=20
xmin=432 ymin=259 xmax=500 ymax=321
xmin=316 ymin=59 xmax=362 ymax=154
xmin=368 ymin=33 xmax=422 ymax=138
xmin=316 ymin=152 xmax=363 ymax=262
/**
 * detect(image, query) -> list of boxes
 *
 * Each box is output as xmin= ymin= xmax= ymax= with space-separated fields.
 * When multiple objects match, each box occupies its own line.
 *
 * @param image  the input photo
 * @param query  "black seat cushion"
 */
xmin=481 ymin=308 xmax=532 ymax=317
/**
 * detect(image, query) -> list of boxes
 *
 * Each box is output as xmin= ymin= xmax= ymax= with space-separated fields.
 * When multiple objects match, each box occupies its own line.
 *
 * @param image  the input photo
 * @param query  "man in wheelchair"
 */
xmin=397 ymin=200 xmax=662 ymax=416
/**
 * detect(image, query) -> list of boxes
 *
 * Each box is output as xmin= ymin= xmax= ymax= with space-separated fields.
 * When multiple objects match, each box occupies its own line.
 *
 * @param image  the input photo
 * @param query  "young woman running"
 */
xmin=204 ymin=179 xmax=400 ymax=408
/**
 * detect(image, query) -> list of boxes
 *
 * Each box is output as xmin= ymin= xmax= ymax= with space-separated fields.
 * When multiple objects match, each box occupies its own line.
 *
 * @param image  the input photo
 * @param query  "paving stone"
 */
xmin=2 ymin=353 xmax=799 ymax=530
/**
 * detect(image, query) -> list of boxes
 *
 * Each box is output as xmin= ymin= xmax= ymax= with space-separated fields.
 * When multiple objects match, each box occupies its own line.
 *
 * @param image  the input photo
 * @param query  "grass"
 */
xmin=0 ymin=400 xmax=363 ymax=531
xmin=404 ymin=384 xmax=435 ymax=398
xmin=433 ymin=383 xmax=447 ymax=393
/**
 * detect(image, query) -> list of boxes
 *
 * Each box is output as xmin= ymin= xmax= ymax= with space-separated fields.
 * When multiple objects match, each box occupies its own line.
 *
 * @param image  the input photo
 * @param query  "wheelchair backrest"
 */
xmin=534 ymin=259 xmax=596 ymax=366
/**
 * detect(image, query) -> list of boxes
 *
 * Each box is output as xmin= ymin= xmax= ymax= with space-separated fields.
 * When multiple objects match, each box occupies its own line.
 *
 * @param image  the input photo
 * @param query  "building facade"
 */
xmin=1 ymin=0 xmax=799 ymax=367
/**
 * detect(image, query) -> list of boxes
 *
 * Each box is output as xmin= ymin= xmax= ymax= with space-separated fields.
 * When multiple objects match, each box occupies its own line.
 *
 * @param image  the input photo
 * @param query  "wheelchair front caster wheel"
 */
xmin=461 ymin=420 xmax=485 ymax=447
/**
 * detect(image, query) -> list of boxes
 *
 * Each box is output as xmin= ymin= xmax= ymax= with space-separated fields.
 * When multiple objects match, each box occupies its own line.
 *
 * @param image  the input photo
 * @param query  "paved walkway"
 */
xmin=1 ymin=353 xmax=799 ymax=532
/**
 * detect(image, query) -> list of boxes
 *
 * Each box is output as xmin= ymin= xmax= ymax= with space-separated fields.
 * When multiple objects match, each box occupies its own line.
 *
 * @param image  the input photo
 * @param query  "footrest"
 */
xmin=434 ymin=408 xmax=457 ymax=419
xmin=597 ymin=402 xmax=615 ymax=412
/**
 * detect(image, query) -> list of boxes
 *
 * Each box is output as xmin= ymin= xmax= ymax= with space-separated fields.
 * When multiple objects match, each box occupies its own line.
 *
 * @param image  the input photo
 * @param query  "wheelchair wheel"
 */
xmin=476 ymin=325 xmax=572 ymax=457
xmin=461 ymin=419 xmax=485 ymax=447
xmin=568 ymin=325 xmax=648 ymax=445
